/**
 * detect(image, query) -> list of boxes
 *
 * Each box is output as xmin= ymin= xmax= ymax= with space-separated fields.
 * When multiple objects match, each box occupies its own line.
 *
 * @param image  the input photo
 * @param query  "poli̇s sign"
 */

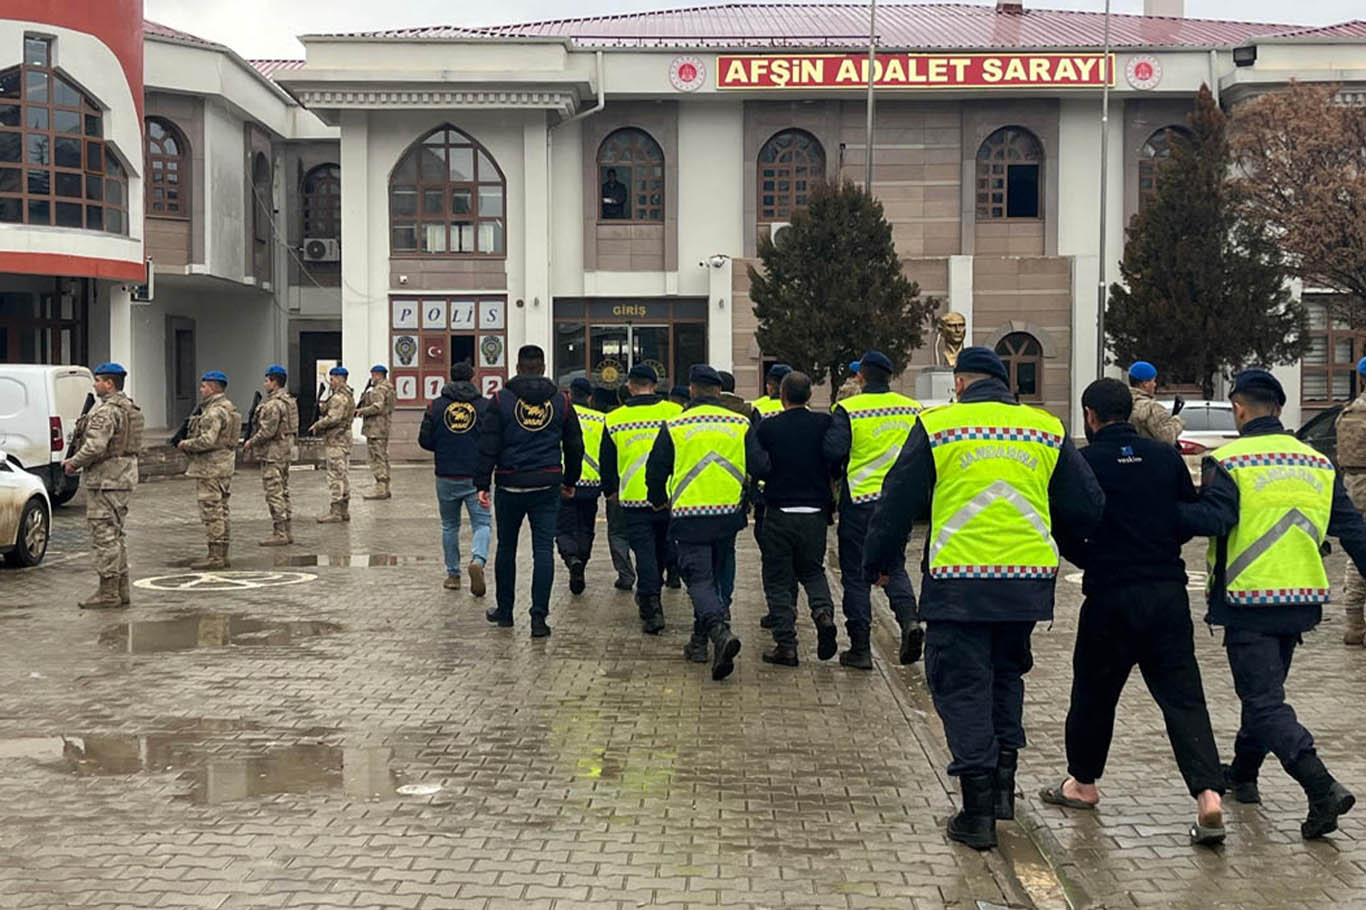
xmin=716 ymin=53 xmax=1115 ymax=90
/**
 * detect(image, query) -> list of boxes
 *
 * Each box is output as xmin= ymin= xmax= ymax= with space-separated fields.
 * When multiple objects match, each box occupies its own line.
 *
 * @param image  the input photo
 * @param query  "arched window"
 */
xmin=251 ymin=152 xmax=271 ymax=244
xmin=597 ymin=128 xmax=664 ymax=222
xmin=301 ymin=163 xmax=340 ymax=240
xmin=758 ymin=129 xmax=825 ymax=223
xmin=975 ymin=127 xmax=1043 ymax=220
xmin=0 ymin=36 xmax=127 ymax=234
xmin=145 ymin=117 xmax=188 ymax=218
xmin=390 ymin=125 xmax=505 ymax=256
xmin=995 ymin=332 xmax=1044 ymax=402
xmin=1138 ymin=126 xmax=1189 ymax=212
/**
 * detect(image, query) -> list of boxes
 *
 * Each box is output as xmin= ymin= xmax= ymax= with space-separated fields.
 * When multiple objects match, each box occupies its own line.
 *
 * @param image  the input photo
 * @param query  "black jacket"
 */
xmin=1054 ymin=422 xmax=1196 ymax=595
xmin=644 ymin=395 xmax=771 ymax=543
xmin=475 ymin=375 xmax=583 ymax=492
xmin=757 ymin=406 xmax=836 ymax=511
xmin=1181 ymin=415 xmax=1366 ymax=634
xmin=418 ymin=380 xmax=488 ymax=478
xmin=863 ymin=377 xmax=1105 ymax=623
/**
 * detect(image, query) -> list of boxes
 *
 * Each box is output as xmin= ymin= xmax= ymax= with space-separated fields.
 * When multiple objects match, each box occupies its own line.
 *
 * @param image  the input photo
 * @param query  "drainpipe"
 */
xmin=1208 ymin=49 xmax=1219 ymax=104
xmin=547 ymin=51 xmax=606 ymax=312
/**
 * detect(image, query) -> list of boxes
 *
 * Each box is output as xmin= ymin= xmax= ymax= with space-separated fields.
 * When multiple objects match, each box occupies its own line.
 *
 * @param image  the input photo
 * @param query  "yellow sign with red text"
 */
xmin=716 ymin=53 xmax=1115 ymax=90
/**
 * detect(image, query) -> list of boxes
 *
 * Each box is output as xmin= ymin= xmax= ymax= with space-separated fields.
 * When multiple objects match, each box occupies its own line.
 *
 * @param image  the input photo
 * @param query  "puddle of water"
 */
xmin=270 ymin=553 xmax=439 ymax=567
xmin=99 ymin=612 xmax=342 ymax=653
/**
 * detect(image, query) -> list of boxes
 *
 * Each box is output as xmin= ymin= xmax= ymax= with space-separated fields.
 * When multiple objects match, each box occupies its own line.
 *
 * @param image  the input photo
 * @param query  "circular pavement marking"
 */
xmin=134 ymin=570 xmax=318 ymax=592
xmin=1063 ymin=570 xmax=1206 ymax=592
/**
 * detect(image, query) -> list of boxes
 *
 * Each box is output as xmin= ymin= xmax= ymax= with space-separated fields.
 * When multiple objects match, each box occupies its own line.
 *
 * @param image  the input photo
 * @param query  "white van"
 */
xmin=0 ymin=365 xmax=95 ymax=505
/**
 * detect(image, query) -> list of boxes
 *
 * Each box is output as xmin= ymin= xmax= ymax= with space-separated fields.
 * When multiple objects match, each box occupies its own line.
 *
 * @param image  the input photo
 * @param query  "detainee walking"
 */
xmin=418 ymin=361 xmax=491 ymax=594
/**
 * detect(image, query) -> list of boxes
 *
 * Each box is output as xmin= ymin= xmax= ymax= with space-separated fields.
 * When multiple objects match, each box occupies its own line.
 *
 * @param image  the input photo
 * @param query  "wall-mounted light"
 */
xmin=515 ymin=298 xmax=525 ymax=308
xmin=1232 ymin=45 xmax=1257 ymax=67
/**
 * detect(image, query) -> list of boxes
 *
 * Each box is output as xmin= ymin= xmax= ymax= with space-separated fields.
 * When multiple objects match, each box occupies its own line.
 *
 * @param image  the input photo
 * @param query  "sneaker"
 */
xmin=485 ymin=609 xmax=513 ymax=628
xmin=468 ymin=561 xmax=486 ymax=598
xmin=443 ymin=574 xmax=461 ymax=590
xmin=614 ymin=577 xmax=634 ymax=591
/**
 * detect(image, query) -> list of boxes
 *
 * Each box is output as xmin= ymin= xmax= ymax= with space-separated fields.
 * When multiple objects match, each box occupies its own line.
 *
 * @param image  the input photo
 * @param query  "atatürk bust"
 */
xmin=935 ymin=311 xmax=966 ymax=368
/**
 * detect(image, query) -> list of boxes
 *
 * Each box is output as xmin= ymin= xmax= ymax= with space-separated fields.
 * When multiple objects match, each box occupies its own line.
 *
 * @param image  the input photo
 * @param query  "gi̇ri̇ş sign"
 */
xmin=716 ymin=53 xmax=1115 ymax=90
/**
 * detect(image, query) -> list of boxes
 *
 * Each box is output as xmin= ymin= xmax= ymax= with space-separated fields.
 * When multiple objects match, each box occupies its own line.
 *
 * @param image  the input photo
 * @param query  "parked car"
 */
xmin=1297 ymin=405 xmax=1343 ymax=466
xmin=0 ymin=364 xmax=94 ymax=505
xmin=0 ymin=449 xmax=51 ymax=567
xmin=1160 ymin=399 xmax=1240 ymax=457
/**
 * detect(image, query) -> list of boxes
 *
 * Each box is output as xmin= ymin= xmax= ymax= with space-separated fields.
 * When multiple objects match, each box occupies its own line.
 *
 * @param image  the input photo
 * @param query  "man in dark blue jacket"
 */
xmin=419 ymin=361 xmax=491 ymax=595
xmin=475 ymin=345 xmax=583 ymax=638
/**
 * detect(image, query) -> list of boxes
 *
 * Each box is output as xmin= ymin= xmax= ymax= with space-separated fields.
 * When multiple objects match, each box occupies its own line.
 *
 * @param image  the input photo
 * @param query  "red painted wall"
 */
xmin=5 ymin=0 xmax=144 ymax=118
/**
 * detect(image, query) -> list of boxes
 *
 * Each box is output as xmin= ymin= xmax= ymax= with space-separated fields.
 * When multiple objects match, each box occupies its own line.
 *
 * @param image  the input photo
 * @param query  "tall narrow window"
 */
xmin=301 ymin=163 xmax=340 ymax=239
xmin=389 ymin=125 xmax=505 ymax=256
xmin=597 ymin=128 xmax=664 ymax=222
xmin=995 ymin=332 xmax=1044 ymax=402
xmin=757 ymin=129 xmax=825 ymax=223
xmin=1138 ymin=126 xmax=1190 ymax=212
xmin=976 ymin=127 xmax=1043 ymax=220
xmin=145 ymin=117 xmax=188 ymax=217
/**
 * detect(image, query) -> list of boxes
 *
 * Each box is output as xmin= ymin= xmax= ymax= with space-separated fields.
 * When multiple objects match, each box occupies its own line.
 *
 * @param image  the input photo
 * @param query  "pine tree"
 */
xmin=1106 ymin=85 xmax=1306 ymax=399
xmin=748 ymin=179 xmax=938 ymax=401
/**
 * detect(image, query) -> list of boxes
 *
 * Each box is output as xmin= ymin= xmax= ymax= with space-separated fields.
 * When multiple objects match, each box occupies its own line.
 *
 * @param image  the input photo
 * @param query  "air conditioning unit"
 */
xmin=769 ymin=222 xmax=792 ymax=245
xmin=302 ymin=237 xmax=340 ymax=262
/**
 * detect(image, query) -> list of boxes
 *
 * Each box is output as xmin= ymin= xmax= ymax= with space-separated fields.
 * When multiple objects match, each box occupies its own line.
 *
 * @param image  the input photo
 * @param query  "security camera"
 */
xmin=398 ymin=274 xmax=408 ymax=285
xmin=708 ymin=254 xmax=729 ymax=268
xmin=697 ymin=260 xmax=708 ymax=269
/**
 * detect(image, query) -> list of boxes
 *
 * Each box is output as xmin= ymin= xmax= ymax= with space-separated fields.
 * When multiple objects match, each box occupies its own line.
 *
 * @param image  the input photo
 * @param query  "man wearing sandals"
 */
xmin=1041 ymin=379 xmax=1226 ymax=846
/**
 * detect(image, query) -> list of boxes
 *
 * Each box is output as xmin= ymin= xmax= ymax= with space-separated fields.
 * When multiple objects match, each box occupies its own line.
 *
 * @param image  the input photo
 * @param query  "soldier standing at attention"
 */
xmin=243 ymin=364 xmax=298 ymax=547
xmin=1128 ymin=361 xmax=1183 ymax=445
xmin=1334 ymin=357 xmax=1366 ymax=645
xmin=356 ymin=365 xmax=395 ymax=500
xmin=558 ymin=377 xmax=605 ymax=596
xmin=63 ymin=362 xmax=142 ymax=608
xmin=310 ymin=366 xmax=355 ymax=523
xmin=177 ymin=371 xmax=242 ymax=569
xmin=835 ymin=360 xmax=862 ymax=406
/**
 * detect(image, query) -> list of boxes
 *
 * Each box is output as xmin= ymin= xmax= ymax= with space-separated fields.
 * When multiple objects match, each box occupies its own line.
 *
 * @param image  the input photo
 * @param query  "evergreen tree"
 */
xmin=748 ymin=179 xmax=938 ymax=400
xmin=1106 ymin=85 xmax=1306 ymax=399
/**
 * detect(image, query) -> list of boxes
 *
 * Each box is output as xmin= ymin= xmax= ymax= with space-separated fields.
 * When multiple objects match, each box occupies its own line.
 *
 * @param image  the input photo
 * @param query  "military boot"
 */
xmin=947 ymin=772 xmax=998 ymax=850
xmin=815 ymin=613 xmax=838 ymax=661
xmin=642 ymin=596 xmax=666 ymax=635
xmin=1291 ymin=752 xmax=1356 ymax=839
xmin=259 ymin=522 xmax=291 ymax=547
xmin=900 ymin=619 xmax=925 ymax=665
xmin=363 ymin=483 xmax=391 ymax=501
xmin=839 ymin=627 xmax=874 ymax=670
xmin=568 ymin=558 xmax=586 ymax=595
xmin=994 ymin=748 xmax=1019 ymax=821
xmin=683 ymin=622 xmax=710 ymax=662
xmin=78 ymin=576 xmax=122 ymax=609
xmin=340 ymin=499 xmax=351 ymax=521
xmin=1345 ymin=606 xmax=1365 ymax=646
xmin=317 ymin=503 xmax=345 ymax=523
xmin=709 ymin=624 xmax=742 ymax=681
xmin=118 ymin=572 xmax=131 ymax=606
xmin=190 ymin=543 xmax=229 ymax=570
xmin=1224 ymin=754 xmax=1265 ymax=805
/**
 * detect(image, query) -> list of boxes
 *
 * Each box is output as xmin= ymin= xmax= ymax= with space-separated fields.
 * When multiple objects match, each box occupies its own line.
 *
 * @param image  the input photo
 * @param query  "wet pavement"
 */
xmin=3 ymin=464 xmax=1365 ymax=908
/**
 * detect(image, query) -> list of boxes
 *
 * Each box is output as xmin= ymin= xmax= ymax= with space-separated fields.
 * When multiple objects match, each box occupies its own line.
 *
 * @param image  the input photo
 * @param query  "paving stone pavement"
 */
xmin=1 ymin=465 xmax=1036 ymax=910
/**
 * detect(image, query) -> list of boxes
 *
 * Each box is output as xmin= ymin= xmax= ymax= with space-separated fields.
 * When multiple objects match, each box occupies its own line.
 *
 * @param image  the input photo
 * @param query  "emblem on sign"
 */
xmin=1125 ymin=55 xmax=1162 ymax=91
xmin=593 ymin=358 xmax=624 ymax=388
xmin=480 ymin=334 xmax=504 ymax=367
xmin=393 ymin=335 xmax=417 ymax=367
xmin=514 ymin=398 xmax=554 ymax=432
xmin=669 ymin=55 xmax=706 ymax=92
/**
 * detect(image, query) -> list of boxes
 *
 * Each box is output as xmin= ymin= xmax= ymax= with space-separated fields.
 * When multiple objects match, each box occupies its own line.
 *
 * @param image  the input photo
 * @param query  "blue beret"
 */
xmin=569 ymin=377 xmax=593 ymax=396
xmin=1231 ymin=369 xmax=1285 ymax=407
xmin=370 ymin=364 xmax=388 ymax=374
xmin=329 ymin=366 xmax=349 ymax=377
xmin=627 ymin=363 xmax=658 ymax=383
xmin=689 ymin=364 xmax=722 ymax=386
xmin=1357 ymin=357 xmax=1366 ymax=376
xmin=1128 ymin=361 xmax=1157 ymax=382
xmin=93 ymin=362 xmax=126 ymax=376
xmin=953 ymin=347 xmax=1009 ymax=384
xmin=201 ymin=370 xmax=228 ymax=384
xmin=859 ymin=350 xmax=894 ymax=373
xmin=849 ymin=360 xmax=860 ymax=373
xmin=767 ymin=363 xmax=793 ymax=381
xmin=264 ymin=364 xmax=287 ymax=377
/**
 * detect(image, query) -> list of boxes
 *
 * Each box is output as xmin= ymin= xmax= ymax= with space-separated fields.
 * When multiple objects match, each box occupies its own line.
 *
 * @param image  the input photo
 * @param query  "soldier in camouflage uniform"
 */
xmin=309 ymin=366 xmax=355 ymax=523
xmin=63 ymin=362 xmax=143 ymax=608
xmin=1128 ymin=360 xmax=1183 ymax=445
xmin=356 ymin=364 xmax=396 ymax=500
xmin=1335 ymin=358 xmax=1366 ymax=645
xmin=177 ymin=370 xmax=241 ymax=569
xmin=243 ymin=364 xmax=299 ymax=547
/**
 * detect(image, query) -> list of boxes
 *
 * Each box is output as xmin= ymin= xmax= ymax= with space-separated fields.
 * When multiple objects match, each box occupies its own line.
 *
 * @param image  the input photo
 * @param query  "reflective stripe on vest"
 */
xmin=666 ymin=406 xmax=749 ymax=517
xmin=751 ymin=396 xmax=783 ymax=419
xmin=571 ymin=404 xmax=606 ymax=486
xmin=604 ymin=400 xmax=682 ymax=507
xmin=839 ymin=391 xmax=923 ymax=504
xmin=919 ymin=401 xmax=1064 ymax=580
xmin=1206 ymin=435 xmax=1335 ymax=606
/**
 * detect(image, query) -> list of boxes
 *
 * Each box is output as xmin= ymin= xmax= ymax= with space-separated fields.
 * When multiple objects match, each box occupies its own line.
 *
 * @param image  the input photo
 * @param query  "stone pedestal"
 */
xmin=916 ymin=366 xmax=955 ymax=403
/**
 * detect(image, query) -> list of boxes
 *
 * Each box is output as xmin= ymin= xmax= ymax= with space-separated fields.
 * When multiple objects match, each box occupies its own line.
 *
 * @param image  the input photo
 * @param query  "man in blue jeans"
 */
xmin=418 ymin=362 xmax=491 ymax=595
xmin=475 ymin=345 xmax=584 ymax=638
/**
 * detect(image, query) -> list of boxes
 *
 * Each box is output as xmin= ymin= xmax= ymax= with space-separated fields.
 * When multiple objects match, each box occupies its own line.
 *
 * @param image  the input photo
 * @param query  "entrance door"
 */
xmin=299 ymin=331 xmax=341 ymax=428
xmin=588 ymin=324 xmax=672 ymax=389
xmin=165 ymin=316 xmax=196 ymax=427
xmin=630 ymin=325 xmax=671 ymax=390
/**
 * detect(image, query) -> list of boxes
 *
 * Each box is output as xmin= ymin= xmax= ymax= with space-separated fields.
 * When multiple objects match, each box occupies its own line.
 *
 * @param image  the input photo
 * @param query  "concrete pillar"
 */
xmin=708 ymin=257 xmax=733 ymax=372
xmin=522 ymin=117 xmax=550 ymax=354
xmin=108 ymin=284 xmax=134 ymax=399
xmin=947 ymin=255 xmax=974 ymax=341
xmin=338 ymin=111 xmax=371 ymax=376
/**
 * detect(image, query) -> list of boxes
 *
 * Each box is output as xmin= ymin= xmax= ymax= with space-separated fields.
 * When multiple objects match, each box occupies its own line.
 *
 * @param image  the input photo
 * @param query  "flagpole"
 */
xmin=1095 ymin=0 xmax=1112 ymax=377
xmin=864 ymin=0 xmax=877 ymax=193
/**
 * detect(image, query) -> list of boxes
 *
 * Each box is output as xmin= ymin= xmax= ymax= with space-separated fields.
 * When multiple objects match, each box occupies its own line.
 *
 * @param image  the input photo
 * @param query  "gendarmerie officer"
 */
xmin=356 ymin=364 xmax=395 ymax=500
xmin=242 ymin=364 xmax=298 ymax=547
xmin=1182 ymin=369 xmax=1366 ymax=839
xmin=1128 ymin=360 xmax=1183 ymax=445
xmin=601 ymin=364 xmax=681 ymax=634
xmin=178 ymin=370 xmax=242 ymax=569
xmin=822 ymin=350 xmax=925 ymax=669
xmin=646 ymin=364 xmax=769 ymax=680
xmin=475 ymin=345 xmax=583 ymax=637
xmin=558 ymin=377 xmax=605 ymax=595
xmin=864 ymin=347 xmax=1103 ymax=849
xmin=310 ymin=366 xmax=355 ymax=523
xmin=1334 ymin=357 xmax=1366 ymax=645
xmin=593 ymin=385 xmax=637 ymax=592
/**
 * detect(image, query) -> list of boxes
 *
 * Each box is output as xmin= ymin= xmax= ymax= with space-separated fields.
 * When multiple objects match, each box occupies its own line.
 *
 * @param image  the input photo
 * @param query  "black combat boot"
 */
xmin=485 ymin=608 xmax=514 ymax=628
xmin=639 ymin=595 xmax=666 ymax=634
xmin=839 ymin=627 xmax=873 ymax=670
xmin=710 ymin=624 xmax=742 ymax=681
xmin=1223 ymin=753 xmax=1265 ymax=804
xmin=664 ymin=566 xmax=682 ymax=589
xmin=568 ymin=559 xmax=586 ymax=595
xmin=900 ymin=619 xmax=925 ymax=665
xmin=947 ymin=772 xmax=998 ymax=850
xmin=759 ymin=612 xmax=776 ymax=629
xmin=530 ymin=615 xmax=552 ymax=639
xmin=814 ymin=613 xmax=838 ymax=661
xmin=683 ymin=632 xmax=710 ymax=663
xmin=761 ymin=644 xmax=798 ymax=667
xmin=994 ymin=748 xmax=1018 ymax=821
xmin=1290 ymin=752 xmax=1356 ymax=839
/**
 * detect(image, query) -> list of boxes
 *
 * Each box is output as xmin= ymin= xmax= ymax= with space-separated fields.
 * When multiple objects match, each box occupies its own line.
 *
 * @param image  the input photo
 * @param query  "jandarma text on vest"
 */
xmin=957 ymin=444 xmax=1040 ymax=472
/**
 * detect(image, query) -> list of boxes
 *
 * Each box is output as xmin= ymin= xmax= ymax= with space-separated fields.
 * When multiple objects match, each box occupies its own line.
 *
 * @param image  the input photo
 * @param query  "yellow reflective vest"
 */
xmin=572 ymin=404 xmax=606 ymax=487
xmin=666 ymin=404 xmax=750 ymax=517
xmin=837 ymin=390 xmax=923 ymax=504
xmin=1207 ymin=434 xmax=1335 ymax=606
xmin=751 ymin=396 xmax=783 ymax=419
xmin=919 ymin=401 xmax=1064 ymax=580
xmin=605 ymin=399 xmax=681 ymax=507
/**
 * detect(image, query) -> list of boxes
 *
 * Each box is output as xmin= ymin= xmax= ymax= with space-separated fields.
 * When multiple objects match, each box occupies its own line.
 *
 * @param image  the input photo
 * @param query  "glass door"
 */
xmin=631 ymin=325 xmax=671 ymax=391
xmin=589 ymin=325 xmax=630 ymax=388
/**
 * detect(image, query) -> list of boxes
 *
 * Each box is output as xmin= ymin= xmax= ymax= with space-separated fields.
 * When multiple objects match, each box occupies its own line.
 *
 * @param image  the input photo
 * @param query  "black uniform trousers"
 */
xmin=604 ymin=497 xmax=635 ymax=586
xmin=1225 ymin=627 xmax=1315 ymax=774
xmin=838 ymin=500 xmax=916 ymax=634
xmin=760 ymin=509 xmax=835 ymax=648
xmin=676 ymin=535 xmax=736 ymax=635
xmin=555 ymin=489 xmax=599 ymax=567
xmin=624 ymin=507 xmax=669 ymax=598
xmin=1064 ymin=583 xmax=1223 ymax=797
xmin=925 ymin=620 xmax=1035 ymax=776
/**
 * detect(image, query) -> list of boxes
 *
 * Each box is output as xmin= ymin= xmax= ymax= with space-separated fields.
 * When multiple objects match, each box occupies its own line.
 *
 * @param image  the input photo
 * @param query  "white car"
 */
xmin=0 ymin=449 xmax=50 ymax=567
xmin=1160 ymin=399 xmax=1239 ymax=456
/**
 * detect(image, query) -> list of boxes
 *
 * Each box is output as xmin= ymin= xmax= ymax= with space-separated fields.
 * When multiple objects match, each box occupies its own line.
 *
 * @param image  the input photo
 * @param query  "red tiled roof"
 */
xmin=249 ymin=59 xmax=308 ymax=79
xmin=143 ymin=20 xmax=220 ymax=47
xmin=1262 ymin=20 xmax=1366 ymax=40
xmin=314 ymin=3 xmax=1323 ymax=50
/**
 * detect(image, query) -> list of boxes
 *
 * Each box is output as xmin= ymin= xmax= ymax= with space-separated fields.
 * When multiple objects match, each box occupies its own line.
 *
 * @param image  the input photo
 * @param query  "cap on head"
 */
xmin=329 ymin=366 xmax=349 ymax=378
xmin=569 ymin=377 xmax=593 ymax=397
xmin=1128 ymin=361 xmax=1157 ymax=382
xmin=1231 ymin=369 xmax=1286 ymax=407
xmin=952 ymin=347 xmax=1009 ymax=385
xmin=627 ymin=363 xmax=658 ymax=384
xmin=93 ymin=362 xmax=127 ymax=377
xmin=201 ymin=370 xmax=228 ymax=385
xmin=718 ymin=370 xmax=736 ymax=393
xmin=1357 ymin=356 xmax=1366 ymax=377
xmin=689 ymin=363 xmax=722 ymax=387
xmin=370 ymin=364 xmax=388 ymax=374
xmin=858 ymin=350 xmax=894 ymax=374
xmin=264 ymin=364 xmax=287 ymax=378
xmin=767 ymin=363 xmax=793 ymax=382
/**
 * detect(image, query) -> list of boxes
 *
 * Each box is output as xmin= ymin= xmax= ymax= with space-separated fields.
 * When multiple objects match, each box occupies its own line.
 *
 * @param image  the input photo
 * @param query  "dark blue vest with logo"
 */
xmin=429 ymin=391 xmax=488 ymax=477
xmin=495 ymin=386 xmax=569 ymax=476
